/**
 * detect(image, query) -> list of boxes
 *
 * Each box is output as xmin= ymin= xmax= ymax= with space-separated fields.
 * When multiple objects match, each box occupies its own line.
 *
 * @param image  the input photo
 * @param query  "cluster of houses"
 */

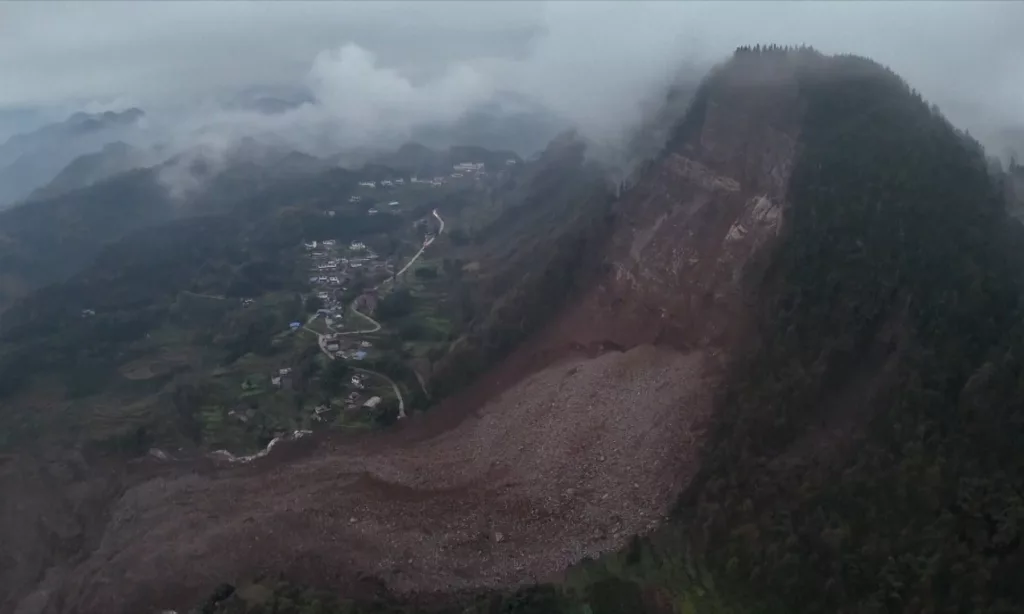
xmin=453 ymin=162 xmax=485 ymax=173
xmin=305 ymin=240 xmax=388 ymax=289
xmin=313 ymin=386 xmax=382 ymax=422
xmin=323 ymin=334 xmax=373 ymax=360
xmin=358 ymin=177 xmax=406 ymax=189
xmin=304 ymin=237 xmax=390 ymax=334
xmin=311 ymin=375 xmax=383 ymax=422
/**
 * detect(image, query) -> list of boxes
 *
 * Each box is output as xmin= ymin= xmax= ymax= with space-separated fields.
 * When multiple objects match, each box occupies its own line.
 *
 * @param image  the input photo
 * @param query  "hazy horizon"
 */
xmin=3 ymin=2 xmax=1023 ymax=161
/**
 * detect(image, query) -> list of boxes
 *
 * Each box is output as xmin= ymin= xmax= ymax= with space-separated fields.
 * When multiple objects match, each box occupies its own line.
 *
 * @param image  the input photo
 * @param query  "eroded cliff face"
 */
xmin=551 ymin=60 xmax=802 ymax=354
xmin=3 ymin=60 xmax=814 ymax=614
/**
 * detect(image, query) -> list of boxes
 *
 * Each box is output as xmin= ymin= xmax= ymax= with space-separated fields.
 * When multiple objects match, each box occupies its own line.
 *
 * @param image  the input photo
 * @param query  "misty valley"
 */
xmin=3 ymin=4 xmax=1024 ymax=614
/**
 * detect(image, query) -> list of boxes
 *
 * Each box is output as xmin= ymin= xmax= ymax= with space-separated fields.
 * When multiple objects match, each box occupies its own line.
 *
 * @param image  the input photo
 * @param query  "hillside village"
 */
xmin=0 ymin=143 xmax=535 ymax=466
xmin=219 ymin=161 xmax=467 ymax=445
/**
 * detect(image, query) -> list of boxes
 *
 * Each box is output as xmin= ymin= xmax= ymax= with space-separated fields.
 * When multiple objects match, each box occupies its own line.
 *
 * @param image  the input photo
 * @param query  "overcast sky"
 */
xmin=2 ymin=1 xmax=1022 ymax=144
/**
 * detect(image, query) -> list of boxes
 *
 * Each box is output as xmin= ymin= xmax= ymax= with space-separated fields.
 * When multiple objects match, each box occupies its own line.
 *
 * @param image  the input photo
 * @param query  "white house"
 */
xmin=367 ymin=208 xmax=379 ymax=215
xmin=358 ymin=181 xmax=376 ymax=188
xmin=322 ymin=239 xmax=336 ymax=247
xmin=363 ymin=396 xmax=382 ymax=409
xmin=381 ymin=180 xmax=393 ymax=187
xmin=394 ymin=178 xmax=405 ymax=185
xmin=388 ymin=201 xmax=400 ymax=207
xmin=453 ymin=162 xmax=485 ymax=172
xmin=350 ymin=241 xmax=366 ymax=251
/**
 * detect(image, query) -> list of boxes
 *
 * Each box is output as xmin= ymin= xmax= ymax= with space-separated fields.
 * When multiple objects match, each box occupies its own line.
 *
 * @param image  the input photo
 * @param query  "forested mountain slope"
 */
xmin=682 ymin=46 xmax=1024 ymax=614
xmin=6 ymin=45 xmax=1024 ymax=614
xmin=0 ymin=145 xmax=336 ymax=313
xmin=189 ymin=46 xmax=1024 ymax=614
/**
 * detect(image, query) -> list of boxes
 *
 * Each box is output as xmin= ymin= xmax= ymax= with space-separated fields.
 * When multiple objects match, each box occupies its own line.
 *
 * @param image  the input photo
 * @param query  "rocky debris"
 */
xmin=148 ymin=448 xmax=171 ymax=461
xmin=44 ymin=346 xmax=712 ymax=613
xmin=207 ymin=430 xmax=313 ymax=464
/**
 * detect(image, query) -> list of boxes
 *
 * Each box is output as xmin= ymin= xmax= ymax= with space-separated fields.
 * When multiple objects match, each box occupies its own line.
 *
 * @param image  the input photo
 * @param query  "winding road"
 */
xmin=355 ymin=367 xmax=406 ymax=419
xmin=305 ymin=209 xmax=445 ymax=418
xmin=380 ymin=209 xmax=445 ymax=288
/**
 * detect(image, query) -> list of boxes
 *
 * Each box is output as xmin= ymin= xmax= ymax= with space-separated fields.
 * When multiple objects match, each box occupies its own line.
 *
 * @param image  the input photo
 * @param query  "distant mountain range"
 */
xmin=0 ymin=108 xmax=148 ymax=208
xmin=0 ymin=89 xmax=568 ymax=211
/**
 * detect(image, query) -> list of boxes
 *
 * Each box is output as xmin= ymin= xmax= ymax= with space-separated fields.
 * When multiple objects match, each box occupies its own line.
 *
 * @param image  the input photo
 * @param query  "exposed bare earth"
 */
xmin=7 ymin=70 xmax=805 ymax=614
xmin=48 ymin=345 xmax=710 ymax=614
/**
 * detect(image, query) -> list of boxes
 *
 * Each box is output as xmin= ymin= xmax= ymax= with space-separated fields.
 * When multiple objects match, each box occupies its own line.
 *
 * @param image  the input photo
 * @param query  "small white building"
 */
xmin=388 ymin=201 xmax=399 ymax=207
xmin=363 ymin=396 xmax=382 ymax=409
xmin=394 ymin=178 xmax=405 ymax=185
xmin=350 ymin=241 xmax=366 ymax=251
xmin=453 ymin=162 xmax=485 ymax=172
xmin=367 ymin=208 xmax=378 ymax=215
xmin=381 ymin=180 xmax=393 ymax=187
xmin=322 ymin=239 xmax=336 ymax=247
xmin=359 ymin=181 xmax=376 ymax=188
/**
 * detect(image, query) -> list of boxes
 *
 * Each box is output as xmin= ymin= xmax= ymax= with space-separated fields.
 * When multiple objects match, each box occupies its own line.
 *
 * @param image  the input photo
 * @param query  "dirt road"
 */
xmin=355 ymin=367 xmax=406 ymax=418
xmin=382 ymin=209 xmax=445 ymax=285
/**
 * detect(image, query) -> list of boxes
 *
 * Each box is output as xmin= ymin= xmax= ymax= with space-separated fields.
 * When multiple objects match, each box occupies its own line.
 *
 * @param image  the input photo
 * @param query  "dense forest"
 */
xmin=190 ymin=47 xmax=1024 ymax=614
xmin=685 ymin=47 xmax=1024 ymax=614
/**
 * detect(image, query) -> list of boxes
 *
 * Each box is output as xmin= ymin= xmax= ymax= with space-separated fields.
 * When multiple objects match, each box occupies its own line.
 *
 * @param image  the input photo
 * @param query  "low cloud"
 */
xmin=7 ymin=1 xmax=1024 ymax=197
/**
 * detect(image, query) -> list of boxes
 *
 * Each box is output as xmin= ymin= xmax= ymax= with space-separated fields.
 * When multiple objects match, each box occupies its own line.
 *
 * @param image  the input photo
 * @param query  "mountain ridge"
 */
xmin=4 ymin=46 xmax=1024 ymax=614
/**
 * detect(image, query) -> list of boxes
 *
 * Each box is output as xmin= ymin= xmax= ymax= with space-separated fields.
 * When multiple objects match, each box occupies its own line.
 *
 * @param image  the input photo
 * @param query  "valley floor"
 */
xmin=37 ymin=344 xmax=712 ymax=614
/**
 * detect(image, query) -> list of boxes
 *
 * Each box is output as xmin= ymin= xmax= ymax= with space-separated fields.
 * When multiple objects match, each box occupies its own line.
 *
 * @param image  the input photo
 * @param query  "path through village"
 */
xmin=304 ymin=208 xmax=445 ymax=419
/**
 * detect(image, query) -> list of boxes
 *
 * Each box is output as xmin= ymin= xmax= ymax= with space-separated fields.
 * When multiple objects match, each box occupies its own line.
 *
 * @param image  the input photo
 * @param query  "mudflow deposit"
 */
xmin=3 ymin=55 xmax=799 ymax=614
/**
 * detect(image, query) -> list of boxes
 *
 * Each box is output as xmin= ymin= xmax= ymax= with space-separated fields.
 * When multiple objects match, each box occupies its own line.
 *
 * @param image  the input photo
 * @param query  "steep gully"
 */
xmin=15 ymin=83 xmax=804 ymax=613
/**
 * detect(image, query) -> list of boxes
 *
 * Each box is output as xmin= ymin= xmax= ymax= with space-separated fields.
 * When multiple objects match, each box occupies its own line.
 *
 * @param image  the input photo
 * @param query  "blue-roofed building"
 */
xmin=289 ymin=321 xmax=301 ymax=330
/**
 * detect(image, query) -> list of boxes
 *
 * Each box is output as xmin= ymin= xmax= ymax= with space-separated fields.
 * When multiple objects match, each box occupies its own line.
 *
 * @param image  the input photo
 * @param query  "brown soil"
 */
xmin=47 ymin=345 xmax=711 ymax=614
